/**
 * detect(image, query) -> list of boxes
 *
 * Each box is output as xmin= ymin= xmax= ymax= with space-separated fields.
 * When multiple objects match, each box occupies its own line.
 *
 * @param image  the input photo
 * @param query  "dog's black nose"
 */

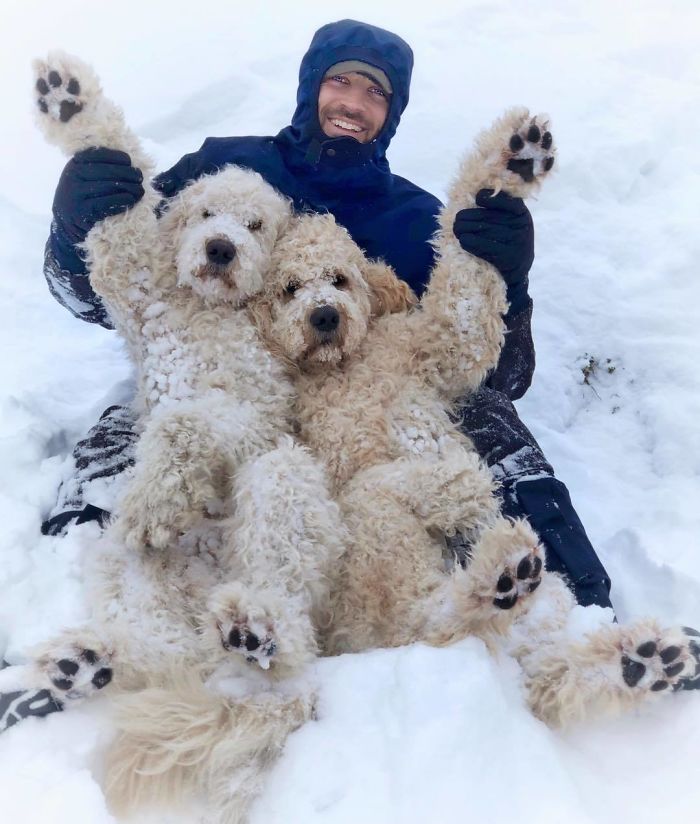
xmin=309 ymin=305 xmax=340 ymax=333
xmin=205 ymin=238 xmax=236 ymax=265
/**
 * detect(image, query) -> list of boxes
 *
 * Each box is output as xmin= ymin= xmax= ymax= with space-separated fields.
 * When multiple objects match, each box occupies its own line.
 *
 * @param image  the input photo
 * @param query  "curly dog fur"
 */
xmin=27 ymin=51 xmax=347 ymax=824
xmin=251 ymin=107 xmax=699 ymax=729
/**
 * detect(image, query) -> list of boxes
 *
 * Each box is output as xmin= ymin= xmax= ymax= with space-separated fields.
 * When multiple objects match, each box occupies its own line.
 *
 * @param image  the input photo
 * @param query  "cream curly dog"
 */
xmin=12 ymin=51 xmax=348 ymax=824
xmin=251 ymin=107 xmax=700 ymax=728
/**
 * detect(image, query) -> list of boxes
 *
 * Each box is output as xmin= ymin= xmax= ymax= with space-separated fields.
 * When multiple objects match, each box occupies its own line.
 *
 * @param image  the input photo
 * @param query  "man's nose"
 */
xmin=309 ymin=305 xmax=340 ymax=333
xmin=206 ymin=238 xmax=236 ymax=266
xmin=340 ymin=86 xmax=368 ymax=115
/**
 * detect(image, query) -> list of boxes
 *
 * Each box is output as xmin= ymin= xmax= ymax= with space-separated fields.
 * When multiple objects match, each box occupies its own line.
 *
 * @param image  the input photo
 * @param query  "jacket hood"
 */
xmin=282 ymin=19 xmax=414 ymax=171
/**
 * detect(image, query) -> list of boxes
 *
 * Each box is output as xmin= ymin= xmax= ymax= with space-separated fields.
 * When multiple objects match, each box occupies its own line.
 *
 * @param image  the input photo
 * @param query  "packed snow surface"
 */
xmin=1 ymin=0 xmax=699 ymax=821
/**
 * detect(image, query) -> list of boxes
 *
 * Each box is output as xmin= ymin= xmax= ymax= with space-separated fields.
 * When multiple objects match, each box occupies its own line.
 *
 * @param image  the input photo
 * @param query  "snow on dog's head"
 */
xmin=158 ymin=166 xmax=292 ymax=305
xmin=249 ymin=213 xmax=415 ymax=369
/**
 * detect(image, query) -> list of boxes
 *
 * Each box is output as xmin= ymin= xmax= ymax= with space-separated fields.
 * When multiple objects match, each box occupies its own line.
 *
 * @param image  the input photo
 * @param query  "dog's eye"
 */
xmin=284 ymin=281 xmax=300 ymax=297
xmin=248 ymin=218 xmax=263 ymax=232
xmin=332 ymin=272 xmax=348 ymax=289
xmin=202 ymin=210 xmax=213 ymax=219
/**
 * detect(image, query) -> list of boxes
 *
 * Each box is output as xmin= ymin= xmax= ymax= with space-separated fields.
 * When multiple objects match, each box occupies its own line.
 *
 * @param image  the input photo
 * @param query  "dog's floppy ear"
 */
xmin=364 ymin=261 xmax=418 ymax=317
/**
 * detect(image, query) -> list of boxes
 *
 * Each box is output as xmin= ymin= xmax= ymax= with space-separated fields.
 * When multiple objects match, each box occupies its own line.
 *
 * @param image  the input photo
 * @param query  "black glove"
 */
xmin=453 ymin=189 xmax=534 ymax=315
xmin=52 ymin=147 xmax=145 ymax=247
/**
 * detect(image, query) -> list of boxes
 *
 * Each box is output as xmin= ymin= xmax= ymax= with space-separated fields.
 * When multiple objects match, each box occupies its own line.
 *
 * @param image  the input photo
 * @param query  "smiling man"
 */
xmin=317 ymin=62 xmax=391 ymax=142
xmin=42 ymin=19 xmax=613 ymax=616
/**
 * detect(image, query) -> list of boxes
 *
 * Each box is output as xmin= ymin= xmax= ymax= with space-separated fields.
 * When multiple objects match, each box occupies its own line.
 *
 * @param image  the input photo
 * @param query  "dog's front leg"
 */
xmin=33 ymin=51 xmax=161 ymax=339
xmin=116 ymin=402 xmax=230 ymax=551
xmin=411 ymin=108 xmax=556 ymax=401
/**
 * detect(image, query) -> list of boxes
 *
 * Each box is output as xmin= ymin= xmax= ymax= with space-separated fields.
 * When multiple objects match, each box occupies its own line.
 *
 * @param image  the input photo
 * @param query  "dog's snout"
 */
xmin=205 ymin=238 xmax=236 ymax=266
xmin=309 ymin=305 xmax=340 ymax=334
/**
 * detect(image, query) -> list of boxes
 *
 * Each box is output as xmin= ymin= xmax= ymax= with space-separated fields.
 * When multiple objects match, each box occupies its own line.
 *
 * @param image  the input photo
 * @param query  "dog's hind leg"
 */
xmin=506 ymin=574 xmax=700 ymax=726
xmin=32 ymin=52 xmax=161 ymax=331
xmin=3 ymin=627 xmax=116 ymax=707
xmin=205 ymin=437 xmax=345 ymax=677
xmin=327 ymin=457 xmax=544 ymax=653
xmin=435 ymin=516 xmax=545 ymax=641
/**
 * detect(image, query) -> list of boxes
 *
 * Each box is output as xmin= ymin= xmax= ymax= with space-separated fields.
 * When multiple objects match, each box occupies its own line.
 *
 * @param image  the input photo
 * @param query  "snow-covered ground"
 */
xmin=1 ymin=0 xmax=699 ymax=821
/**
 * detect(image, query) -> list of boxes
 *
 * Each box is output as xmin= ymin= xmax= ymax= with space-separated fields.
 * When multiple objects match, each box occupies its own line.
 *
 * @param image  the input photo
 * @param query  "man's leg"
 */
xmin=41 ymin=405 xmax=138 ymax=536
xmin=455 ymin=386 xmax=613 ymax=610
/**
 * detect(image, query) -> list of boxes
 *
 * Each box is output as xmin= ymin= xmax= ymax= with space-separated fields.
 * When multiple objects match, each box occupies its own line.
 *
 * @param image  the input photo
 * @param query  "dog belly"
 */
xmin=389 ymin=395 xmax=467 ymax=459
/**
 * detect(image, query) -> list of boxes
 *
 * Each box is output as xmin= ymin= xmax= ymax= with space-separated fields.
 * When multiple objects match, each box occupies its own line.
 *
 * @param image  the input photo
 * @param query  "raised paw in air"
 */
xmin=493 ymin=544 xmax=544 ymax=610
xmin=38 ymin=644 xmax=113 ymax=703
xmin=505 ymin=116 xmax=555 ymax=183
xmin=34 ymin=61 xmax=85 ymax=124
xmin=218 ymin=616 xmax=277 ymax=671
xmin=620 ymin=626 xmax=700 ymax=694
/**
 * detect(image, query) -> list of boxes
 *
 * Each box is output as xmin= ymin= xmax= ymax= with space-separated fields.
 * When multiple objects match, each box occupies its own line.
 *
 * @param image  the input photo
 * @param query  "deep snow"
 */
xmin=1 ymin=1 xmax=699 ymax=822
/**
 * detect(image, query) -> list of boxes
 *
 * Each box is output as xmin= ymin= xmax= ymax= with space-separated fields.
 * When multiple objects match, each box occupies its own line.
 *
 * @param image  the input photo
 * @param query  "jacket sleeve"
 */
xmin=43 ymin=228 xmax=114 ymax=329
xmin=484 ymin=299 xmax=535 ymax=401
xmin=153 ymin=139 xmax=226 ymax=198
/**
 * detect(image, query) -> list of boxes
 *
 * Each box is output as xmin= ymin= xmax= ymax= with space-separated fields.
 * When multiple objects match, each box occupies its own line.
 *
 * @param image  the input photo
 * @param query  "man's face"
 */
xmin=318 ymin=72 xmax=390 ymax=143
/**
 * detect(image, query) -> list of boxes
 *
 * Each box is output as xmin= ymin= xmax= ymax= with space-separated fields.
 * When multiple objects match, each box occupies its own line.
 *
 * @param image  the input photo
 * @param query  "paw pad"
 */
xmin=505 ymin=117 xmax=555 ymax=183
xmin=620 ymin=627 xmax=700 ymax=693
xmin=219 ymin=621 xmax=277 ymax=670
xmin=35 ymin=67 xmax=84 ymax=123
xmin=44 ymin=646 xmax=113 ymax=701
xmin=493 ymin=547 xmax=543 ymax=610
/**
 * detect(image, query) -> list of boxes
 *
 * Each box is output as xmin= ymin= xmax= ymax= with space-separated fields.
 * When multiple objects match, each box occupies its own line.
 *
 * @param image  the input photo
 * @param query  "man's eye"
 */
xmin=370 ymin=87 xmax=386 ymax=98
xmin=284 ymin=281 xmax=300 ymax=296
xmin=332 ymin=272 xmax=348 ymax=289
xmin=248 ymin=218 xmax=263 ymax=232
xmin=329 ymin=75 xmax=349 ymax=84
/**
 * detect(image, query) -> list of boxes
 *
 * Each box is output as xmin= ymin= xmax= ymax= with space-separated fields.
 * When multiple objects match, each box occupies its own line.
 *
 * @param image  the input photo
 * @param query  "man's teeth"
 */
xmin=332 ymin=119 xmax=362 ymax=132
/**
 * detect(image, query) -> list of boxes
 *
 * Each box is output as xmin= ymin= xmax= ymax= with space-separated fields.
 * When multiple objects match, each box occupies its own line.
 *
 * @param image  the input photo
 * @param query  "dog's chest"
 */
xmin=296 ymin=370 xmax=465 ymax=487
xmin=139 ymin=306 xmax=291 ymax=410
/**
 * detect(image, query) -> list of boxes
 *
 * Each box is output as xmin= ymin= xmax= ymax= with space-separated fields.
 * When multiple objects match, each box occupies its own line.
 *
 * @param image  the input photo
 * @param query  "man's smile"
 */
xmin=321 ymin=111 xmax=369 ymax=139
xmin=331 ymin=118 xmax=362 ymax=133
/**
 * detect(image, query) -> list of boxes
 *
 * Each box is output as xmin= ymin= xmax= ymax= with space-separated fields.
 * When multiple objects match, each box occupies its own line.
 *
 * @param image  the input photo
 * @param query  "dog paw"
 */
xmin=33 ymin=57 xmax=87 ymax=124
xmin=504 ymin=114 xmax=555 ymax=183
xmin=619 ymin=625 xmax=699 ymax=694
xmin=219 ymin=620 xmax=277 ymax=671
xmin=493 ymin=543 xmax=544 ymax=610
xmin=38 ymin=643 xmax=113 ymax=703
xmin=211 ymin=586 xmax=278 ymax=671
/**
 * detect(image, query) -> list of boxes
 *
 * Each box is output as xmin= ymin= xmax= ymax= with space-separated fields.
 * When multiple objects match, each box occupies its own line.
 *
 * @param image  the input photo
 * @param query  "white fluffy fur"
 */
xmin=31 ymin=51 xmax=346 ymax=823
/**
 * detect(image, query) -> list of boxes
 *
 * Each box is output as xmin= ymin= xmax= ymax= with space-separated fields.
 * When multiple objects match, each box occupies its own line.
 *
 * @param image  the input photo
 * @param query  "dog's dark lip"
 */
xmin=195 ymin=263 xmax=232 ymax=280
xmin=301 ymin=338 xmax=342 ymax=361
